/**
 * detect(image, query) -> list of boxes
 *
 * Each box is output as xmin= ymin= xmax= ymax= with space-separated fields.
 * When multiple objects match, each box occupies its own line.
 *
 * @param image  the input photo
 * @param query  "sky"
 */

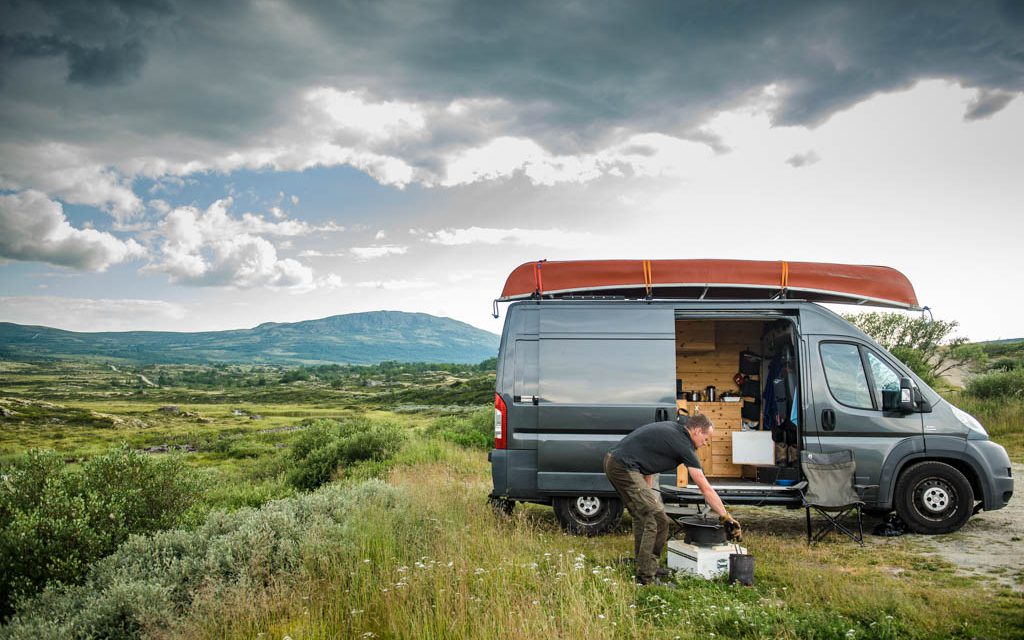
xmin=0 ymin=1 xmax=1022 ymax=341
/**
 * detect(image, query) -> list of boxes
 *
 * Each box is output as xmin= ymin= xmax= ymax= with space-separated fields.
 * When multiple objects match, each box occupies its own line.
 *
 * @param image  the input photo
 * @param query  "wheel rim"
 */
xmin=914 ymin=477 xmax=957 ymax=520
xmin=574 ymin=496 xmax=603 ymax=519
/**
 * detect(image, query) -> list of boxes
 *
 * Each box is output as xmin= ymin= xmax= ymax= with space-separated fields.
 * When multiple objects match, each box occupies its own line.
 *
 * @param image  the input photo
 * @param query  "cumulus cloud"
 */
xmin=298 ymin=249 xmax=344 ymax=258
xmin=439 ymin=133 xmax=713 ymax=186
xmin=0 ymin=190 xmax=145 ymax=271
xmin=146 ymin=199 xmax=316 ymax=288
xmin=0 ymin=143 xmax=143 ymax=220
xmin=426 ymin=226 xmax=599 ymax=248
xmin=355 ymin=279 xmax=436 ymax=290
xmin=350 ymin=245 xmax=408 ymax=259
xmin=304 ymin=88 xmax=426 ymax=142
xmin=785 ymin=150 xmax=822 ymax=168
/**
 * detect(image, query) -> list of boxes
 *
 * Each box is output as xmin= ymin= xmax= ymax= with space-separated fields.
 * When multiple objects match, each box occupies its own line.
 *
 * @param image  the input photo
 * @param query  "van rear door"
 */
xmin=534 ymin=305 xmax=677 ymax=494
xmin=807 ymin=337 xmax=925 ymax=504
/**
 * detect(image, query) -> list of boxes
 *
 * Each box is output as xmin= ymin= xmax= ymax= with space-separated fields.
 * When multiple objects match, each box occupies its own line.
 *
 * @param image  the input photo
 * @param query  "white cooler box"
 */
xmin=667 ymin=540 xmax=748 ymax=580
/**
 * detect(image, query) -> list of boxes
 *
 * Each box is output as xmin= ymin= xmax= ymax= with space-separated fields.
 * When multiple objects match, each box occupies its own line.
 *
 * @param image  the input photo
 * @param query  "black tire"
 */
xmin=553 ymin=496 xmax=623 ymax=536
xmin=894 ymin=461 xmax=974 ymax=534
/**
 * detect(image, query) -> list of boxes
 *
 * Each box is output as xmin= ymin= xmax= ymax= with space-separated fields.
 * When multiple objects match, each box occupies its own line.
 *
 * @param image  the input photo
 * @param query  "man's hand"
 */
xmin=720 ymin=514 xmax=743 ymax=541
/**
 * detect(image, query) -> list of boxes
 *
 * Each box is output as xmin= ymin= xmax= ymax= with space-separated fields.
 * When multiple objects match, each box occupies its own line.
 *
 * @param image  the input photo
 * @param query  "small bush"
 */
xmin=424 ymin=408 xmax=493 ymax=449
xmin=987 ymin=356 xmax=1023 ymax=372
xmin=287 ymin=419 xmax=405 ymax=491
xmin=1 ymin=481 xmax=407 ymax=640
xmin=965 ymin=369 xmax=1024 ymax=400
xmin=0 ymin=447 xmax=200 ymax=619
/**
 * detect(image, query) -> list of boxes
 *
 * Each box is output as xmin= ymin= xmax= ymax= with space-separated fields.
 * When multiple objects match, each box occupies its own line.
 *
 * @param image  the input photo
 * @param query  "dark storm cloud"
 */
xmin=964 ymin=89 xmax=1018 ymax=121
xmin=1 ymin=33 xmax=146 ymax=85
xmin=0 ymin=0 xmax=1021 ymax=168
xmin=291 ymin=0 xmax=1024 ymax=140
xmin=1 ymin=0 xmax=174 ymax=86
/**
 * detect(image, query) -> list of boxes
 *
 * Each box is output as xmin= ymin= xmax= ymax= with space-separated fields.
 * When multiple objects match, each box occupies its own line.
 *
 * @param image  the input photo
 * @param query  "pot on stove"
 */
xmin=679 ymin=515 xmax=728 ymax=546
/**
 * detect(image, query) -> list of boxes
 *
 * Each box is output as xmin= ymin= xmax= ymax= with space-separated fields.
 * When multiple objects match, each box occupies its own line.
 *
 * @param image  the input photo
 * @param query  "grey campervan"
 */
xmin=488 ymin=298 xmax=1014 ymax=535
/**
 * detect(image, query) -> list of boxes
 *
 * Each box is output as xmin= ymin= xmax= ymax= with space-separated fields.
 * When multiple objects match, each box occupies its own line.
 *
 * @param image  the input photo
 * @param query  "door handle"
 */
xmin=655 ymin=408 xmax=669 ymax=421
xmin=821 ymin=409 xmax=836 ymax=431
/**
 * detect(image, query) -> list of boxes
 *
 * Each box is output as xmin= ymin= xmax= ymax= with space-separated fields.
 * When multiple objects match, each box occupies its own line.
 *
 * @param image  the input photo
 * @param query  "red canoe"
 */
xmin=498 ymin=259 xmax=919 ymax=309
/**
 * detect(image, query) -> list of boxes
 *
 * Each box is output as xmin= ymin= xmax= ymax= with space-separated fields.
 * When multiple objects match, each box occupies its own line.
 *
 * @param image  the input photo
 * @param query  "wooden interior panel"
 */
xmin=676 ymin=320 xmax=762 ymax=397
xmin=674 ymin=321 xmax=763 ymax=483
xmin=677 ymin=320 xmax=715 ymax=352
xmin=674 ymin=401 xmax=742 ymax=479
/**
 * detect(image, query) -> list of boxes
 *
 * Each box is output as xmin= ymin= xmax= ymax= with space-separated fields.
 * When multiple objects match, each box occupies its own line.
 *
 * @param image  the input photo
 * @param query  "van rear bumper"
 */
xmin=968 ymin=440 xmax=1014 ymax=511
xmin=489 ymin=448 xmax=539 ymax=499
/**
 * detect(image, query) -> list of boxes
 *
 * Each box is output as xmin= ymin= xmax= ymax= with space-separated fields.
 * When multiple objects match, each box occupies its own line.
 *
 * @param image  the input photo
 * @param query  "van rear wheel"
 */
xmin=553 ymin=496 xmax=623 ymax=535
xmin=894 ymin=461 xmax=974 ymax=534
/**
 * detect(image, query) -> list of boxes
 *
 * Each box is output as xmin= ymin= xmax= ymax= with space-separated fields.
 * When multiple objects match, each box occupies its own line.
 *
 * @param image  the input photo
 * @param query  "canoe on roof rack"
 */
xmin=497 ymin=259 xmax=919 ymax=310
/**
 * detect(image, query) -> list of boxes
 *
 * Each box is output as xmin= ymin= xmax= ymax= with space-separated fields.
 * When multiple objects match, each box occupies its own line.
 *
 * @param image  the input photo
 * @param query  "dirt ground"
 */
xmin=915 ymin=462 xmax=1024 ymax=591
xmin=730 ymin=463 xmax=1023 ymax=592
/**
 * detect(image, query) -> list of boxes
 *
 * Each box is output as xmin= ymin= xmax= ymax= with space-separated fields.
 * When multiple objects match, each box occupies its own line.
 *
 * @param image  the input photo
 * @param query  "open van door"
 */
xmin=807 ymin=337 xmax=925 ymax=505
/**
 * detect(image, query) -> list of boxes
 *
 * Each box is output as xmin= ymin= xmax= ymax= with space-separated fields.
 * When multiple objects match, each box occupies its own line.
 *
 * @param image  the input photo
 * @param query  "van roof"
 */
xmin=498 ymin=259 xmax=919 ymax=310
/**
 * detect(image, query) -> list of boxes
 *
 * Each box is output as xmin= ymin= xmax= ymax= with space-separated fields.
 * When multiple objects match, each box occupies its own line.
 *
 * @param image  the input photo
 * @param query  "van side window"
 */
xmin=865 ymin=349 xmax=902 ymax=411
xmin=819 ymin=342 xmax=872 ymax=410
xmin=513 ymin=340 xmax=538 ymax=399
xmin=539 ymin=339 xmax=673 ymax=404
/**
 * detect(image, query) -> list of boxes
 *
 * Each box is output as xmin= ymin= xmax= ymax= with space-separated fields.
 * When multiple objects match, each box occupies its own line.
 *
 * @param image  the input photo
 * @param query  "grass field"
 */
xmin=0 ymin=360 xmax=486 ymax=512
xmin=1 ymin=359 xmax=1022 ymax=639
xmin=169 ymin=441 xmax=1022 ymax=640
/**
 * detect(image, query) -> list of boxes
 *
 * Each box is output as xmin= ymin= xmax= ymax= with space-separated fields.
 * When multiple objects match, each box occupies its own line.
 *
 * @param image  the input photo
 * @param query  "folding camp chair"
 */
xmin=800 ymin=450 xmax=865 ymax=546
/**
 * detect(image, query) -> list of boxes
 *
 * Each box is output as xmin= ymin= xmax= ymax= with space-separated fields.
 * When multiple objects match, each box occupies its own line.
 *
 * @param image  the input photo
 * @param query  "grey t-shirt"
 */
xmin=609 ymin=420 xmax=702 ymax=476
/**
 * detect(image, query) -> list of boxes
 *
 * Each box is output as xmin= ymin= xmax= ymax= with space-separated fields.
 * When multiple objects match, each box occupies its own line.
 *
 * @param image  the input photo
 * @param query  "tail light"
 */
xmin=494 ymin=393 xmax=508 ymax=449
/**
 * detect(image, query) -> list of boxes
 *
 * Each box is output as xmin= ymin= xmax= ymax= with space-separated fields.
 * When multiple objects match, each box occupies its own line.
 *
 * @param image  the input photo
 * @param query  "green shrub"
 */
xmin=1 ymin=481 xmax=407 ymax=640
xmin=287 ymin=419 xmax=406 ymax=491
xmin=424 ymin=408 xmax=493 ymax=449
xmin=0 ymin=447 xmax=200 ymax=619
xmin=987 ymin=356 xmax=1023 ymax=372
xmin=965 ymin=369 xmax=1024 ymax=400
xmin=890 ymin=346 xmax=937 ymax=387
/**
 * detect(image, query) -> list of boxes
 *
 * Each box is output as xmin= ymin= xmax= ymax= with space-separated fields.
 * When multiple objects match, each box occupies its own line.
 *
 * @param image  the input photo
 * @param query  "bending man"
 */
xmin=603 ymin=413 xmax=741 ymax=586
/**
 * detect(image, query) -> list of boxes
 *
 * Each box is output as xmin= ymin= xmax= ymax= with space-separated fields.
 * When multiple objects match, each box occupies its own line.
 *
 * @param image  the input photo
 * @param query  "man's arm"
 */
xmin=686 ymin=466 xmax=728 ymax=518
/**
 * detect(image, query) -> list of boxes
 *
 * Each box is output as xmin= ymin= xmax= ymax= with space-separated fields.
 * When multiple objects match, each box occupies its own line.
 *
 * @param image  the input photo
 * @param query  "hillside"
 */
xmin=0 ymin=311 xmax=500 ymax=365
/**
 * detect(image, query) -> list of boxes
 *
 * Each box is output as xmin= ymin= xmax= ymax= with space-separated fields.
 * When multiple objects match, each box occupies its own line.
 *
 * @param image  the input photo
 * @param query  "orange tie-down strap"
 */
xmin=533 ymin=259 xmax=546 ymax=296
xmin=642 ymin=259 xmax=653 ymax=296
xmin=780 ymin=260 xmax=789 ymax=290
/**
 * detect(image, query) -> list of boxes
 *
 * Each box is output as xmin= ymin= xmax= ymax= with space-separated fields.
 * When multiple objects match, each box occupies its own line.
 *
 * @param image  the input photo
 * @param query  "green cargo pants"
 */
xmin=603 ymin=452 xmax=670 ymax=582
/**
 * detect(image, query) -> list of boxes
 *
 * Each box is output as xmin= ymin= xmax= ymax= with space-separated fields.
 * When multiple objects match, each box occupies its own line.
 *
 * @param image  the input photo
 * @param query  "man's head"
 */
xmin=686 ymin=413 xmax=714 ymax=448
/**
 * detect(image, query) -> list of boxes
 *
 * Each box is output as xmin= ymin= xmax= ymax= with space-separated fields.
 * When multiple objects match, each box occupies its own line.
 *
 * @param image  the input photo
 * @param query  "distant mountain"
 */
xmin=0 ymin=311 xmax=500 ymax=365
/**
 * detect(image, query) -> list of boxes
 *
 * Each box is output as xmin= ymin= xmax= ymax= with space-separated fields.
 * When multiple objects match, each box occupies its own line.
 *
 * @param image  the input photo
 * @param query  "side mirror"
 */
xmin=898 ymin=377 xmax=916 ymax=413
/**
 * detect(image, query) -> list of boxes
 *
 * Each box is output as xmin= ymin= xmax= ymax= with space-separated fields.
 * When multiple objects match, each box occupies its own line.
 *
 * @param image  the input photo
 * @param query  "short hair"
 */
xmin=686 ymin=413 xmax=713 ymax=432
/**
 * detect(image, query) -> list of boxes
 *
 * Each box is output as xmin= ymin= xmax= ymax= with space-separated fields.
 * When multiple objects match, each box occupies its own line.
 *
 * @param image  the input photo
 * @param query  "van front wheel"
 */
xmin=553 ymin=496 xmax=623 ymax=535
xmin=894 ymin=461 xmax=974 ymax=534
